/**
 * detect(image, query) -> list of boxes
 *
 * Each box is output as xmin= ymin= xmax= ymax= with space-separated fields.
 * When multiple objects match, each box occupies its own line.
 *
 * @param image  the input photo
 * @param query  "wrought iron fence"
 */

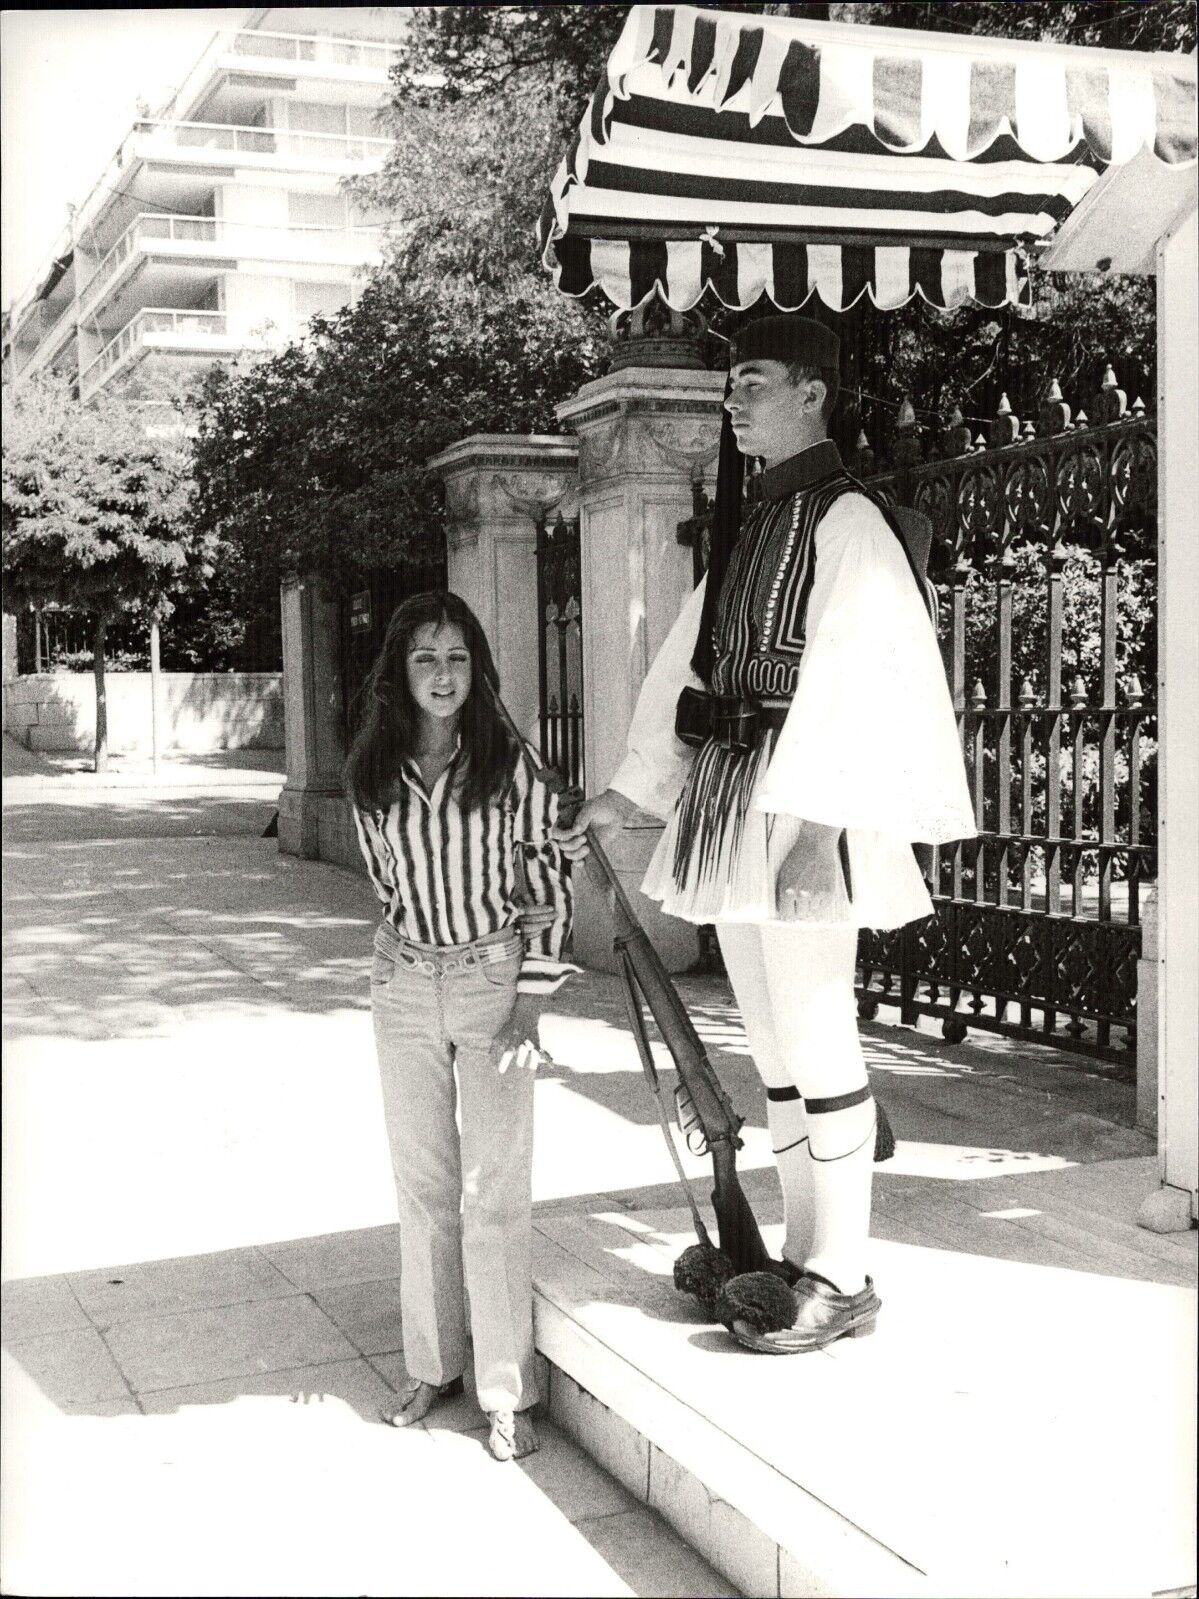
xmin=535 ymin=512 xmax=585 ymax=790
xmin=15 ymin=606 xmax=94 ymax=672
xmin=678 ymin=370 xmax=1156 ymax=1068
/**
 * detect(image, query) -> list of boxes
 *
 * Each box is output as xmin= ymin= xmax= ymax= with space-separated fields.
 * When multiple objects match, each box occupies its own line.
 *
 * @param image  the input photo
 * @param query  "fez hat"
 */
xmin=729 ymin=314 xmax=840 ymax=370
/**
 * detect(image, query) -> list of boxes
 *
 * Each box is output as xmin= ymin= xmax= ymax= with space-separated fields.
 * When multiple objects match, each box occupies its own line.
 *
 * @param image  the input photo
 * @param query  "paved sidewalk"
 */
xmin=2 ymin=806 xmax=1195 ymax=1595
xmin=3 ymin=732 xmax=285 ymax=789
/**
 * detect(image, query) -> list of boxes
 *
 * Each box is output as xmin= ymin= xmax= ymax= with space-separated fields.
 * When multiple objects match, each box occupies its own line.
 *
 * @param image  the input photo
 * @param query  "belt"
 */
xmin=676 ymin=687 xmax=790 ymax=752
xmin=373 ymin=920 xmax=521 ymax=977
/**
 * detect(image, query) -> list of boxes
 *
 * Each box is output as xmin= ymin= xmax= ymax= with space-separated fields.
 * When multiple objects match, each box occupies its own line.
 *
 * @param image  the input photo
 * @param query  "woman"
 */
xmin=345 ymin=591 xmax=574 ymax=1461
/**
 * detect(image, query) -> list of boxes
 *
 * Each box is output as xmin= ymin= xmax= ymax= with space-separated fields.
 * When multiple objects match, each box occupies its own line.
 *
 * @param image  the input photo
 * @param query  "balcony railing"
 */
xmin=80 ymin=213 xmax=384 ymax=305
xmin=80 ymin=308 xmax=229 ymax=387
xmin=133 ymin=119 xmax=392 ymax=165
xmin=82 ymin=215 xmax=219 ymax=304
xmin=227 ymin=28 xmax=404 ymax=72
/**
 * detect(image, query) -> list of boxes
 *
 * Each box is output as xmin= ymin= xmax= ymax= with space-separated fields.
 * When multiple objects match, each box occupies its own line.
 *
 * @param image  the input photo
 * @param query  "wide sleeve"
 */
xmin=512 ymin=751 xmax=581 ymax=995
xmin=755 ymin=495 xmax=977 ymax=844
xmin=609 ymin=575 xmax=707 ymax=818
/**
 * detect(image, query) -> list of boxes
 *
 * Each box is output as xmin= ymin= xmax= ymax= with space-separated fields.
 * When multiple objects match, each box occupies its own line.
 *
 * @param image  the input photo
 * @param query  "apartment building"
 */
xmin=2 ymin=7 xmax=406 ymax=400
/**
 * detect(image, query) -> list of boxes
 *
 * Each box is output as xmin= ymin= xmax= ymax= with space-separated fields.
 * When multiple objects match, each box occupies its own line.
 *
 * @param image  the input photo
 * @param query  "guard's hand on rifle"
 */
xmin=551 ymin=788 xmax=637 ymax=861
xmin=491 ymin=995 xmax=553 ymax=1074
xmin=776 ymin=820 xmax=845 ymax=922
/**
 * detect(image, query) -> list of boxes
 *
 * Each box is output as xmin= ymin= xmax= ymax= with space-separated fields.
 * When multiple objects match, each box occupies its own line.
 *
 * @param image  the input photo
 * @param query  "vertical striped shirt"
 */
xmin=351 ymin=739 xmax=575 ymax=992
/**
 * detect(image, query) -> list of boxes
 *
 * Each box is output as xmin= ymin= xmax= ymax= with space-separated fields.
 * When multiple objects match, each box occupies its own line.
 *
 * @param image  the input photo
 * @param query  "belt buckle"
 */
xmin=715 ymin=699 xmax=757 ymax=753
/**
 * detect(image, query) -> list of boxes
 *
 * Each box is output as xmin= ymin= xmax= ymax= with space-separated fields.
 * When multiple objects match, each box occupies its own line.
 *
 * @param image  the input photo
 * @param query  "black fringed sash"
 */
xmin=670 ymin=734 xmax=773 ymax=894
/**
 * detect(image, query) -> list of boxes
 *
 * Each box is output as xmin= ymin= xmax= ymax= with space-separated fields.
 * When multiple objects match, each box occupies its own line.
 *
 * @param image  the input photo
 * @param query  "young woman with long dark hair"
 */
xmin=345 ymin=591 xmax=575 ymax=1461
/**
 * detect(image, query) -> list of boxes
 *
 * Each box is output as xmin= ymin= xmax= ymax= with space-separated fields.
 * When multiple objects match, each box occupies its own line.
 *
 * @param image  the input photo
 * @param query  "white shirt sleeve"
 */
xmin=755 ymin=494 xmax=977 ymax=844
xmin=609 ymin=575 xmax=707 ymax=820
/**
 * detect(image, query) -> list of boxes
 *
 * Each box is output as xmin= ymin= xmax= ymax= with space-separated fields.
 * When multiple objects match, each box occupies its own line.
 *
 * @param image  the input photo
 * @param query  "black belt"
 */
xmin=676 ymin=688 xmax=789 ymax=752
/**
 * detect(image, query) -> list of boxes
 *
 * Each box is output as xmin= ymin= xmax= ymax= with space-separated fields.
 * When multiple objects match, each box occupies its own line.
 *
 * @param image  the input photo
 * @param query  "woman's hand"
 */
xmin=491 ymin=994 xmax=553 ymax=1074
xmin=551 ymin=788 xmax=637 ymax=862
xmin=776 ymin=821 xmax=845 ymax=922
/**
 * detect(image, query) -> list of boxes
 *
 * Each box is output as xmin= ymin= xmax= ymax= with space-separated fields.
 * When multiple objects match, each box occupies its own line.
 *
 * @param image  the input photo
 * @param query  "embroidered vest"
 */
xmin=709 ymin=469 xmax=931 ymax=704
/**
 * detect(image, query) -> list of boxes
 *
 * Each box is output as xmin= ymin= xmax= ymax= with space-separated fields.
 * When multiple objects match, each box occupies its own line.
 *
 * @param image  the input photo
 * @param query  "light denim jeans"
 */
xmin=370 ymin=919 xmax=537 ymax=1416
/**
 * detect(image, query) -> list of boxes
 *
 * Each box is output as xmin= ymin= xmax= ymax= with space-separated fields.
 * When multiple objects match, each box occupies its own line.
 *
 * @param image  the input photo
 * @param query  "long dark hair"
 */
xmin=343 ymin=591 xmax=515 ymax=813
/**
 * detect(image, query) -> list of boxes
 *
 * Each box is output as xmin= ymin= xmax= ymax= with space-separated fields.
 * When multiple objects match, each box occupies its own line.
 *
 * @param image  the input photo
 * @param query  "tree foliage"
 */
xmin=189 ymin=27 xmax=612 ymax=590
xmin=190 ymin=0 xmax=1189 ymax=598
xmin=2 ymin=373 xmax=213 ymax=766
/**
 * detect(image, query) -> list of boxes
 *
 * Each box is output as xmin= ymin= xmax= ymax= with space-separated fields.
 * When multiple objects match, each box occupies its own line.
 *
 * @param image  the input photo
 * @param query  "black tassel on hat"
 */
xmin=690 ymin=314 xmax=841 ymax=685
xmin=689 ymin=383 xmax=744 ymax=685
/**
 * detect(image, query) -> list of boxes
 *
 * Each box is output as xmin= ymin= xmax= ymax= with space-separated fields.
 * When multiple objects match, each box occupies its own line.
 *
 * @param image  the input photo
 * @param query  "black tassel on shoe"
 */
xmin=874 ymin=1098 xmax=896 ymax=1163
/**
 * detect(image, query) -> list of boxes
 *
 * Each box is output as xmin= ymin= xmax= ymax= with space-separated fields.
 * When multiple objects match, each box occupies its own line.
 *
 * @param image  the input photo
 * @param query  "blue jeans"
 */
xmin=370 ymin=920 xmax=536 ymax=1415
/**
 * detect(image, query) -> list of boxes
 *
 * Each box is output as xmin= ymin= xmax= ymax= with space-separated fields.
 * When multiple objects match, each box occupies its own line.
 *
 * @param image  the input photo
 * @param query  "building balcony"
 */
xmin=129 ymin=119 xmax=392 ymax=172
xmin=78 ymin=213 xmax=385 ymax=319
xmin=12 ymin=299 xmax=78 ymax=382
xmin=78 ymin=308 xmax=251 ymax=397
xmin=161 ymin=28 xmax=405 ymax=124
xmin=225 ymin=28 xmax=403 ymax=75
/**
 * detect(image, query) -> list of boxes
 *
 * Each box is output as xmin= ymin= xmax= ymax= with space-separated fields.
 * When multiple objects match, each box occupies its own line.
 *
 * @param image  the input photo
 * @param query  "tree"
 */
xmin=379 ymin=1 xmax=1187 ymax=446
xmin=2 ymin=373 xmax=212 ymax=770
xmin=191 ymin=0 xmax=1189 ymax=600
xmin=190 ymin=32 xmax=612 ymax=593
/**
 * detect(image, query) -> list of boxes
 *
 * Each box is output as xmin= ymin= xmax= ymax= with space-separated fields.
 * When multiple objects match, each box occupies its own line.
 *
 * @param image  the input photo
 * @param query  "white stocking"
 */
xmin=717 ymin=925 xmax=815 ymax=1270
xmin=760 ymin=923 xmax=874 ymax=1294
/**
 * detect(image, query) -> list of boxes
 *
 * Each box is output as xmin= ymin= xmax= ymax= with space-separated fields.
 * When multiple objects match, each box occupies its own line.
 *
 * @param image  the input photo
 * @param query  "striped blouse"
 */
xmin=351 ymin=740 xmax=576 ymax=994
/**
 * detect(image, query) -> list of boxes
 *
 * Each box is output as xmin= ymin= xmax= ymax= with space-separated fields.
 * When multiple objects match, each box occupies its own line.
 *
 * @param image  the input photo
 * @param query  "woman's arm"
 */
xmin=350 ymin=803 xmax=394 ymax=908
xmin=512 ymin=756 xmax=581 ymax=996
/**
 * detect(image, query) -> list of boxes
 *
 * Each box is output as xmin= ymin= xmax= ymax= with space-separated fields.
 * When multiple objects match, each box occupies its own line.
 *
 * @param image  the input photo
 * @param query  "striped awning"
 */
xmin=539 ymin=5 xmax=1197 ymax=313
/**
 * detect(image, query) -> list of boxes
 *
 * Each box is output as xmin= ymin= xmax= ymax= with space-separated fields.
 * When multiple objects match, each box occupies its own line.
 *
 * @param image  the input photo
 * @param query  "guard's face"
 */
xmin=725 ymin=358 xmax=824 ymax=462
xmin=406 ymin=621 xmax=472 ymax=723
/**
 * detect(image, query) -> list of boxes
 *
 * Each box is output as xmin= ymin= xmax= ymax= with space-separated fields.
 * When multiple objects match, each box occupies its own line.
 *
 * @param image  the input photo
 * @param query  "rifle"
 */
xmin=488 ymin=686 xmax=773 ymax=1286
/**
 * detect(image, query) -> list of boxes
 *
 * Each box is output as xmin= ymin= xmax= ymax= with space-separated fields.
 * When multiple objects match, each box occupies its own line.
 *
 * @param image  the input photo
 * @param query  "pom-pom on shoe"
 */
xmin=717 ymin=1270 xmax=798 ymax=1335
xmin=730 ymin=1274 xmax=881 ymax=1353
xmin=673 ymin=1241 xmax=736 ymax=1314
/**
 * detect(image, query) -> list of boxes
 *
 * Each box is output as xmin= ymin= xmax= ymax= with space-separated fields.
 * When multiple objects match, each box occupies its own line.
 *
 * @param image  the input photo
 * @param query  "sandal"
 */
xmin=380 ymin=1374 xmax=464 ymax=1427
xmin=487 ymin=1408 xmax=538 ymax=1461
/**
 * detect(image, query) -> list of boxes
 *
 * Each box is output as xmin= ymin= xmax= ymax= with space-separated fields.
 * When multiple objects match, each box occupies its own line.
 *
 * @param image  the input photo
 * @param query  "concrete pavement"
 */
xmin=2 ymin=756 xmax=1195 ymax=1596
xmin=1 ymin=759 xmax=736 ymax=1598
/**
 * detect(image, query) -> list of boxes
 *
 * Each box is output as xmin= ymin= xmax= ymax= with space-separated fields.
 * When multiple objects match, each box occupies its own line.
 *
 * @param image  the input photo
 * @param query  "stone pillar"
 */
xmin=426 ymin=435 xmax=578 ymax=748
xmin=278 ymin=576 xmax=348 ymax=863
xmin=556 ymin=366 xmax=726 ymax=972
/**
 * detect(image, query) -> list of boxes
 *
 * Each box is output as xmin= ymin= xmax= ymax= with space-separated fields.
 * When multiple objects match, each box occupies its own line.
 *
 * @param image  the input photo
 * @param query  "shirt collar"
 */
xmin=758 ymin=439 xmax=843 ymax=503
xmin=400 ymin=733 xmax=464 ymax=800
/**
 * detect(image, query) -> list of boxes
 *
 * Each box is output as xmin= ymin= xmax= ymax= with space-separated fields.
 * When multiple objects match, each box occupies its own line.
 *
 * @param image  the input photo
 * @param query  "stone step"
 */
xmin=531 ymin=1198 xmax=1197 ymax=1599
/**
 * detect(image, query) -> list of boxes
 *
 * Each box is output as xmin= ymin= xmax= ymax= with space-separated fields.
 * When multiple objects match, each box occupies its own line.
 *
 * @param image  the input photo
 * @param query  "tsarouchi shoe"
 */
xmin=731 ymin=1273 xmax=881 ymax=1353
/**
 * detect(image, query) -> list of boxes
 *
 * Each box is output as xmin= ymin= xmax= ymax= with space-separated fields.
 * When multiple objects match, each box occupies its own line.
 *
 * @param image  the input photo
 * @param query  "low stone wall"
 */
xmin=3 ymin=672 xmax=284 ymax=754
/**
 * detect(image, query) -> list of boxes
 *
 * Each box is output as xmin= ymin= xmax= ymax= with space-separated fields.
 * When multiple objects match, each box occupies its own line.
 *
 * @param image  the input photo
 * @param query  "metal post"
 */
xmin=150 ymin=618 xmax=161 ymax=776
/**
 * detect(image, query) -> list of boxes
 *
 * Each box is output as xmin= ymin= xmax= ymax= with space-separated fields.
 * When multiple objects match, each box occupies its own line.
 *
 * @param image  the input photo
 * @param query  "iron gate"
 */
xmin=678 ymin=375 xmax=1155 ymax=1067
xmin=535 ymin=511 xmax=585 ymax=789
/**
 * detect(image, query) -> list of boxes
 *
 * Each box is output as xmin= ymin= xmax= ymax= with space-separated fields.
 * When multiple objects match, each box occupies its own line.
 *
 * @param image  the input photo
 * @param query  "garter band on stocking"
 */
xmin=765 ymin=1085 xmax=814 ymax=1268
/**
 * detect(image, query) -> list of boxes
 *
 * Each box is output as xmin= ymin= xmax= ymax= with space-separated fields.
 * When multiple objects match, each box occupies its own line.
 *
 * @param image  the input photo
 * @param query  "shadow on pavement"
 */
xmin=2 ymin=798 xmax=279 ymax=843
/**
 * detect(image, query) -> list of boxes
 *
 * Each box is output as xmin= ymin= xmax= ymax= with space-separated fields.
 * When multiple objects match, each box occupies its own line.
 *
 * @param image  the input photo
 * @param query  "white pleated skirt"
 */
xmin=640 ymin=732 xmax=935 ymax=931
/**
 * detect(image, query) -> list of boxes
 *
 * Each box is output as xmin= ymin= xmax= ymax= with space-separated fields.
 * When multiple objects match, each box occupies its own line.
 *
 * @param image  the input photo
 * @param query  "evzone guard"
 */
xmin=555 ymin=314 xmax=976 ymax=1352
